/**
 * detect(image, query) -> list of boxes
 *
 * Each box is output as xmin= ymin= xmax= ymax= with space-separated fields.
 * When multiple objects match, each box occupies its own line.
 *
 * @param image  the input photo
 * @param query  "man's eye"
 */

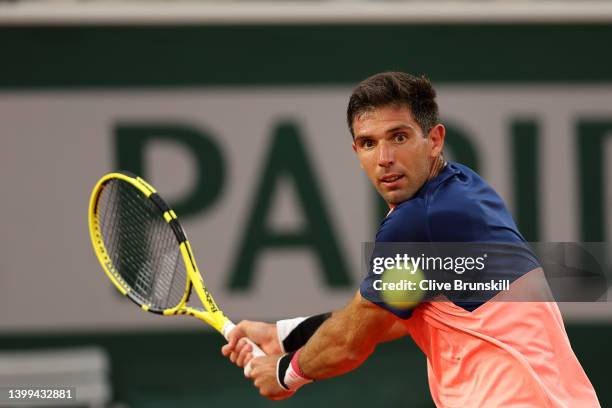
xmin=394 ymin=133 xmax=407 ymax=142
xmin=362 ymin=139 xmax=375 ymax=148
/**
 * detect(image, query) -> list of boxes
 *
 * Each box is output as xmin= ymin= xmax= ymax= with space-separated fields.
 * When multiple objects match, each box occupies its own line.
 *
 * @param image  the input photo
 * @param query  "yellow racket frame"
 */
xmin=88 ymin=172 xmax=232 ymax=335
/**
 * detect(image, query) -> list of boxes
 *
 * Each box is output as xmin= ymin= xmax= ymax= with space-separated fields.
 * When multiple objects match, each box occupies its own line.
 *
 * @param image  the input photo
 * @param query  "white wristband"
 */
xmin=276 ymin=316 xmax=308 ymax=353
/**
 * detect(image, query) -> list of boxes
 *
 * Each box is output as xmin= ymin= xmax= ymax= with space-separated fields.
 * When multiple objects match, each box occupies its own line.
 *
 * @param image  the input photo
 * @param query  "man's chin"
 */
xmin=382 ymin=191 xmax=412 ymax=207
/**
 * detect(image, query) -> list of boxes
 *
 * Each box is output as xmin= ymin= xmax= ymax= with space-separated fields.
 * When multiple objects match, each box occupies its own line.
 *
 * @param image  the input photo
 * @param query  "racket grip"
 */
xmin=222 ymin=320 xmax=267 ymax=377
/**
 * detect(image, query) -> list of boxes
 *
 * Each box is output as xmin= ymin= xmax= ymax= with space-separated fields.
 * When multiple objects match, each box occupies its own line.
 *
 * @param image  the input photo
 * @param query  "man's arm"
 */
xmin=247 ymin=291 xmax=398 ymax=399
xmin=297 ymin=290 xmax=397 ymax=379
xmin=223 ymin=297 xmax=407 ymax=369
xmin=382 ymin=319 xmax=410 ymax=343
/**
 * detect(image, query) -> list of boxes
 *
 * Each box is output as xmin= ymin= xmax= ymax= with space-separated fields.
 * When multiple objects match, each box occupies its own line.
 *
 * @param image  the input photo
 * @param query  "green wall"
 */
xmin=2 ymin=24 xmax=612 ymax=88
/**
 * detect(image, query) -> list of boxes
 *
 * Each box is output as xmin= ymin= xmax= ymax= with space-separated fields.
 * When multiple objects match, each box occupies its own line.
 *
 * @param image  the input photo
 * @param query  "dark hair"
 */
xmin=346 ymin=72 xmax=439 ymax=138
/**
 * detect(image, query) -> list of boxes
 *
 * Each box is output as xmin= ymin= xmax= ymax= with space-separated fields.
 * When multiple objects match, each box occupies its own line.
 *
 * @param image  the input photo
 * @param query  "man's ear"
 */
xmin=428 ymin=124 xmax=446 ymax=157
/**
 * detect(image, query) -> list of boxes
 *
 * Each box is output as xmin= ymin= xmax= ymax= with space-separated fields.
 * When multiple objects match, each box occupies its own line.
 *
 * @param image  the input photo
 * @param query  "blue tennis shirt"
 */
xmin=360 ymin=162 xmax=540 ymax=318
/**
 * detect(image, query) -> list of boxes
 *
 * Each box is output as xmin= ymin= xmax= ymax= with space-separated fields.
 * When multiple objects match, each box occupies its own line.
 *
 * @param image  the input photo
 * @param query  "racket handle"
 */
xmin=222 ymin=320 xmax=267 ymax=377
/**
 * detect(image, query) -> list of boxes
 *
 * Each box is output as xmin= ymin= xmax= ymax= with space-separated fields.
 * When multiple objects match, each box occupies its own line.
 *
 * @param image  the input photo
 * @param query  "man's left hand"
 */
xmin=248 ymin=355 xmax=295 ymax=400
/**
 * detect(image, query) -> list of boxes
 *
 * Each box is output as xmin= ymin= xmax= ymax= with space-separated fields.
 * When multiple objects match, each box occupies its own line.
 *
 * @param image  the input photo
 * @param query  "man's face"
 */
xmin=351 ymin=105 xmax=444 ymax=208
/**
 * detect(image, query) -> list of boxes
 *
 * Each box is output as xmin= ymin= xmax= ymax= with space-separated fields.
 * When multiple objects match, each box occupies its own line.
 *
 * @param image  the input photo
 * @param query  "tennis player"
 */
xmin=222 ymin=72 xmax=600 ymax=407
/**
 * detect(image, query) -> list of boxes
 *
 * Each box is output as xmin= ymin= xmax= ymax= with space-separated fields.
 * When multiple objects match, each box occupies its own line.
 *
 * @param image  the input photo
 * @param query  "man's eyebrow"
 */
xmin=386 ymin=124 xmax=415 ymax=133
xmin=353 ymin=134 xmax=372 ymax=142
xmin=354 ymin=124 xmax=416 ymax=141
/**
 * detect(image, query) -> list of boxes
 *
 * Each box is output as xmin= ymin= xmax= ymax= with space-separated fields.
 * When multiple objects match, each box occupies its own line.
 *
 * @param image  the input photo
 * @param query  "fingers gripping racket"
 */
xmin=88 ymin=172 xmax=264 ymax=374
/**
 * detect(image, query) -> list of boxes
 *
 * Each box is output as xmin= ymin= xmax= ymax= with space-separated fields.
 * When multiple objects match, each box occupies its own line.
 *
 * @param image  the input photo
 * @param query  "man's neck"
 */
xmin=427 ymin=155 xmax=447 ymax=181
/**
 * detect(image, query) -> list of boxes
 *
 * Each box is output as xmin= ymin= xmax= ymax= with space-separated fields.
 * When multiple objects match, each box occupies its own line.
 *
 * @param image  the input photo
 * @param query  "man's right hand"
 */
xmin=221 ymin=320 xmax=281 ymax=368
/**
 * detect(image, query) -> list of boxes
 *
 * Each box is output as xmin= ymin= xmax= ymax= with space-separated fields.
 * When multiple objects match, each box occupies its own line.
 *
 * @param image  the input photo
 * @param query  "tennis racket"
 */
xmin=88 ymin=171 xmax=264 ymax=374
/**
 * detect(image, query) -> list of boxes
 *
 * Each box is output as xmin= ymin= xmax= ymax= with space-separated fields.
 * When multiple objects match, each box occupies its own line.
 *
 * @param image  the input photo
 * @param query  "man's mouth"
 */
xmin=380 ymin=174 xmax=404 ymax=185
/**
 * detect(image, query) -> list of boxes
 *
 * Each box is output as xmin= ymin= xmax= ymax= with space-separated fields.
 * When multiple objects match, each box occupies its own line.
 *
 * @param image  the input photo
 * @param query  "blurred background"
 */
xmin=1 ymin=1 xmax=611 ymax=407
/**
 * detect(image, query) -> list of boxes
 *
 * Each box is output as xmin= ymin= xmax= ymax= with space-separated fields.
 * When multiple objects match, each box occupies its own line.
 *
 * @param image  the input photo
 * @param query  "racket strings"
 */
xmin=97 ymin=179 xmax=187 ymax=310
xmin=111 ymin=185 xmax=184 ymax=307
xmin=116 ymin=187 xmax=183 ymax=305
xmin=103 ymin=183 xmax=166 ymax=297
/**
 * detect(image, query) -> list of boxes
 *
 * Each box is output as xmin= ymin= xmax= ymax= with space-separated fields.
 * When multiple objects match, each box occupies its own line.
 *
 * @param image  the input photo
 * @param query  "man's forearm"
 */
xmin=277 ymin=307 xmax=407 ymax=354
xmin=297 ymin=292 xmax=397 ymax=379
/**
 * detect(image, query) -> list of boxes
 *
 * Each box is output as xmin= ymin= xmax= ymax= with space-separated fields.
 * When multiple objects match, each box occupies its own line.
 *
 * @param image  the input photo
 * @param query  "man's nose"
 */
xmin=378 ymin=143 xmax=394 ymax=167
